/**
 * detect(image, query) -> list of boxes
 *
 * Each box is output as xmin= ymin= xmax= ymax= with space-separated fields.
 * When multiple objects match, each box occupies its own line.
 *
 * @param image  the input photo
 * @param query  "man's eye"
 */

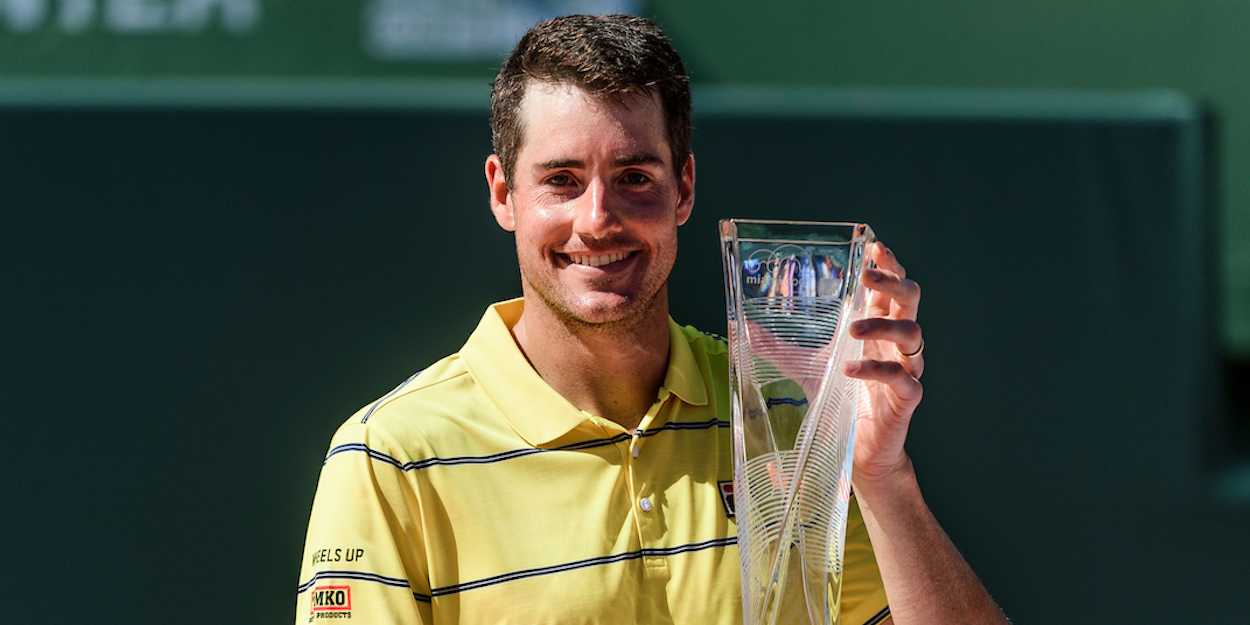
xmin=621 ymin=172 xmax=650 ymax=185
xmin=547 ymin=174 xmax=574 ymax=186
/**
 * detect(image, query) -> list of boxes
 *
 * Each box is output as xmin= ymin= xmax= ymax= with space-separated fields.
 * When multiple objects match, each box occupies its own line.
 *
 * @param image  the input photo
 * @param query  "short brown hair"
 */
xmin=490 ymin=14 xmax=691 ymax=186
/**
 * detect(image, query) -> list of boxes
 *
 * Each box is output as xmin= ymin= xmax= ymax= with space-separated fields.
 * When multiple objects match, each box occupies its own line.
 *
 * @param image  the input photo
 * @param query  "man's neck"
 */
xmin=511 ymin=297 xmax=671 ymax=431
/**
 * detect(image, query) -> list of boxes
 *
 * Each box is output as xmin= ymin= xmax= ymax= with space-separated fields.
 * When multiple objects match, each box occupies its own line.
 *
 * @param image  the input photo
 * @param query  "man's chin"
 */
xmin=521 ymin=275 xmax=667 ymax=330
xmin=562 ymin=295 xmax=638 ymax=325
xmin=547 ymin=290 xmax=663 ymax=330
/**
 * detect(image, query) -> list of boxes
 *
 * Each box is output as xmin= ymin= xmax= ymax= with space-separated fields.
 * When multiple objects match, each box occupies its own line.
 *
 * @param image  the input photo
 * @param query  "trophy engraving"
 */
xmin=721 ymin=220 xmax=876 ymax=625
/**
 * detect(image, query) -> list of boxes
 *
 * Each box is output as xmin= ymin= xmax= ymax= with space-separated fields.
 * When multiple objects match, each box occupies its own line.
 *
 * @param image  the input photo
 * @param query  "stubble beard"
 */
xmin=522 ymin=251 xmax=674 ymax=336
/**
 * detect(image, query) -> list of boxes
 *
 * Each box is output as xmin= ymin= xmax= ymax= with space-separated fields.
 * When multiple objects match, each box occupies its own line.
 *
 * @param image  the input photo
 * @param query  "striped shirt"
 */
xmin=296 ymin=298 xmax=889 ymax=624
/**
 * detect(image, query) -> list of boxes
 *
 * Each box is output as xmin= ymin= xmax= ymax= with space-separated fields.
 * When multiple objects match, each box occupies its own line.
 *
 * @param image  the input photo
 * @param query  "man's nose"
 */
xmin=572 ymin=178 xmax=623 ymax=240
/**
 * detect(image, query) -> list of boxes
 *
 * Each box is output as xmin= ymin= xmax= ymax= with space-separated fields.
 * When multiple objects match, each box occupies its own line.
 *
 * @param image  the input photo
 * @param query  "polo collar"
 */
xmin=459 ymin=299 xmax=709 ymax=448
xmin=662 ymin=316 xmax=709 ymax=408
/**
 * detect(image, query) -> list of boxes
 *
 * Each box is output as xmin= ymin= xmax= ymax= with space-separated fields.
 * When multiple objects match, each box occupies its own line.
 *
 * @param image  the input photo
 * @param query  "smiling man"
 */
xmin=484 ymin=80 xmax=691 ymax=431
xmin=296 ymin=14 xmax=1007 ymax=625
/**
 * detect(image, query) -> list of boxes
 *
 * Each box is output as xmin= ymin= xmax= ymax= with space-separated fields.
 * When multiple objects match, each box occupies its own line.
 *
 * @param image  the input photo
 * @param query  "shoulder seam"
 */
xmin=359 ymin=366 xmax=471 ymax=424
xmin=692 ymin=327 xmax=729 ymax=354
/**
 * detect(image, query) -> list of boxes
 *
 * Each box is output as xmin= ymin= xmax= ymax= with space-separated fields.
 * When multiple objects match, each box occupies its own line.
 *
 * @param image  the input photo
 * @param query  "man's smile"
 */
xmin=560 ymin=251 xmax=635 ymax=268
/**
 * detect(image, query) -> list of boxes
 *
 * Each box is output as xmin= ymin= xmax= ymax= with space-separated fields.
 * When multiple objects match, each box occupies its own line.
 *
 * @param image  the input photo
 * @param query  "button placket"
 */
xmin=634 ymin=465 xmax=666 ymax=570
xmin=628 ymin=395 xmax=669 ymax=569
xmin=630 ymin=428 xmax=652 ymax=513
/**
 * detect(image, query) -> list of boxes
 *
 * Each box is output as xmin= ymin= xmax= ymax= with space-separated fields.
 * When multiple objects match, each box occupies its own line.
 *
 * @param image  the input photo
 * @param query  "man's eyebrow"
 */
xmin=534 ymin=159 xmax=584 ymax=172
xmin=532 ymin=154 xmax=666 ymax=172
xmin=615 ymin=153 xmax=666 ymax=168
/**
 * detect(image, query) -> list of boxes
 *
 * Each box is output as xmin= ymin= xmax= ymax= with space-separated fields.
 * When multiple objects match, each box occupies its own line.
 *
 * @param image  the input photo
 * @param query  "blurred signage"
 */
xmin=0 ymin=0 xmax=259 ymax=34
xmin=0 ymin=0 xmax=641 ymax=76
xmin=363 ymin=0 xmax=640 ymax=61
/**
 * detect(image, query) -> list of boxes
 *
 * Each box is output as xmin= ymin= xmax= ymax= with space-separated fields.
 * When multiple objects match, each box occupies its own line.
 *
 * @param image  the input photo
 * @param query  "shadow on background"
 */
xmin=1 ymin=89 xmax=1244 ymax=622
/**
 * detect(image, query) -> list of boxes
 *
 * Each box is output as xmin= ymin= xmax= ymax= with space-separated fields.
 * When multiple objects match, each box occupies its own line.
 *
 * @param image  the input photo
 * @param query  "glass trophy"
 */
xmin=720 ymin=219 xmax=876 ymax=625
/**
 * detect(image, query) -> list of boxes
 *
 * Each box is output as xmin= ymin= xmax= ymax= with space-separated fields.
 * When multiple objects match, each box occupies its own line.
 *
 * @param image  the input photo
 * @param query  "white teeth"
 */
xmin=569 ymin=252 xmax=628 ymax=267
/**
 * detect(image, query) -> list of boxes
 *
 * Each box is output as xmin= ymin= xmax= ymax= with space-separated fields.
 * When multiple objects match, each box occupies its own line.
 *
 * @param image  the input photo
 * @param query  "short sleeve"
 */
xmin=840 ymin=494 xmax=891 ymax=625
xmin=295 ymin=422 xmax=432 ymax=625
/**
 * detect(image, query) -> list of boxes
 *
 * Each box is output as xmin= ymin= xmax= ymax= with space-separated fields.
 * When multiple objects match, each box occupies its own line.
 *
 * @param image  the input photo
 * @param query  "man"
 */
xmin=296 ymin=14 xmax=1007 ymax=625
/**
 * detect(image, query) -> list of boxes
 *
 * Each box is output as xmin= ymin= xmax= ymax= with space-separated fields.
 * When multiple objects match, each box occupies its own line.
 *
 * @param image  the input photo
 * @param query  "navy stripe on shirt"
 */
xmin=297 ymin=569 xmax=411 ymax=594
xmin=864 ymin=605 xmax=892 ymax=625
xmin=324 ymin=418 xmax=729 ymax=470
xmin=765 ymin=396 xmax=809 ymax=408
xmin=297 ymin=539 xmax=738 ymax=602
xmin=428 ymin=537 xmax=738 ymax=598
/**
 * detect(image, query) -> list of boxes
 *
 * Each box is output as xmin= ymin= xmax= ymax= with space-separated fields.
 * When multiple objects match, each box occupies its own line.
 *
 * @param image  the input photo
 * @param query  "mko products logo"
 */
xmin=309 ymin=585 xmax=352 ymax=621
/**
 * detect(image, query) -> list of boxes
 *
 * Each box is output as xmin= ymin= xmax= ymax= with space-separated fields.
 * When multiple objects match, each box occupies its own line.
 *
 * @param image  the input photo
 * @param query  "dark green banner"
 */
xmin=0 ymin=0 xmax=641 ymax=76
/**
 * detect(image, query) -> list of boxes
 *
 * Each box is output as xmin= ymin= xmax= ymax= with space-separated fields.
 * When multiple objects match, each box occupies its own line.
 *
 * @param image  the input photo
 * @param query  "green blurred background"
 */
xmin=2 ymin=1 xmax=1248 ymax=623
xmin=4 ymin=0 xmax=1250 ymax=351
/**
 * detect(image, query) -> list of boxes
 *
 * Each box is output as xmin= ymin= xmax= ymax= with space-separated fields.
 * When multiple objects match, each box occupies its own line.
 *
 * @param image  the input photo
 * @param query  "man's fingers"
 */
xmin=852 ymin=318 xmax=921 ymax=347
xmin=864 ymin=267 xmax=921 ymax=319
xmin=851 ymin=318 xmax=924 ymax=378
xmin=842 ymin=359 xmax=924 ymax=404
xmin=871 ymin=241 xmax=905 ymax=280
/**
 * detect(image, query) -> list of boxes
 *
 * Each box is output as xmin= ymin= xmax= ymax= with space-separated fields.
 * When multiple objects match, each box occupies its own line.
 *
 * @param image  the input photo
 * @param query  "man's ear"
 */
xmin=676 ymin=153 xmax=695 ymax=226
xmin=485 ymin=154 xmax=515 ymax=231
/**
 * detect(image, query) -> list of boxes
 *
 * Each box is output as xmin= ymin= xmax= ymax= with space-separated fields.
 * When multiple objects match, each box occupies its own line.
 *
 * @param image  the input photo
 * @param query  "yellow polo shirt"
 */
xmin=296 ymin=299 xmax=889 ymax=624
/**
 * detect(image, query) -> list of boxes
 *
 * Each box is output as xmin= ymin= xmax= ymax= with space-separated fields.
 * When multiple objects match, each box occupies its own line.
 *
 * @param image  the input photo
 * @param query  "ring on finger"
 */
xmin=897 ymin=338 xmax=924 ymax=359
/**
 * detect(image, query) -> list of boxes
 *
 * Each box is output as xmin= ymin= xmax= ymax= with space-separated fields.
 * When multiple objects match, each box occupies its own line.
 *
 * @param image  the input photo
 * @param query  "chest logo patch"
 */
xmin=718 ymin=481 xmax=735 ymax=518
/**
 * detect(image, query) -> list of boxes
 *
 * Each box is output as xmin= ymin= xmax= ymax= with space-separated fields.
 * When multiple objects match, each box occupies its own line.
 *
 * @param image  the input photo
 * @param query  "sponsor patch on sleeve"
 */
xmin=309 ymin=585 xmax=352 ymax=620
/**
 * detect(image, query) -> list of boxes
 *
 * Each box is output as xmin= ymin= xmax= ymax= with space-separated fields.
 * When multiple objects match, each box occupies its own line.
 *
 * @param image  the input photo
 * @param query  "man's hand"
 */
xmin=845 ymin=241 xmax=924 ymax=488
xmin=843 ymin=242 xmax=1009 ymax=624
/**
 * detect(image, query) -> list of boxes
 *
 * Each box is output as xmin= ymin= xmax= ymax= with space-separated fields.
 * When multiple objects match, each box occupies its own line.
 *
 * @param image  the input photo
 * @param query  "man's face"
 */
xmin=486 ymin=82 xmax=694 ymax=328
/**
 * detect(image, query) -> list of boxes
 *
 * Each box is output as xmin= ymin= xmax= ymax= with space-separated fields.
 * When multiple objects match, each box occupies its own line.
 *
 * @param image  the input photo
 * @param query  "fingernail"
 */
xmin=845 ymin=361 xmax=862 ymax=375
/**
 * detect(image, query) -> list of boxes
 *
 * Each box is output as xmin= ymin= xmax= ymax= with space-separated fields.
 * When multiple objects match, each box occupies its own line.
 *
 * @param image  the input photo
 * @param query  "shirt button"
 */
xmin=632 ymin=446 xmax=640 ymax=458
xmin=640 ymin=497 xmax=653 ymax=512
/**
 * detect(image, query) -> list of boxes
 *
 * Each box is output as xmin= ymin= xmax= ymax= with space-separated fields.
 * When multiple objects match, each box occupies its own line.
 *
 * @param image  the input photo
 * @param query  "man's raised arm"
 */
xmin=845 ymin=242 xmax=1009 ymax=625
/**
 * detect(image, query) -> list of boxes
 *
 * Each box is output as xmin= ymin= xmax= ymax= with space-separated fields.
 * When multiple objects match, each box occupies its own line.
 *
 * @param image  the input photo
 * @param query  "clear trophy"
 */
xmin=720 ymin=219 xmax=876 ymax=625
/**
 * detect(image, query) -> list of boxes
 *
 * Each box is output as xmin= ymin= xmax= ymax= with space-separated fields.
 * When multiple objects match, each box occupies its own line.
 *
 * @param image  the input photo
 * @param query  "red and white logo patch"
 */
xmin=718 ymin=481 xmax=735 ymax=518
xmin=310 ymin=585 xmax=352 ymax=615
